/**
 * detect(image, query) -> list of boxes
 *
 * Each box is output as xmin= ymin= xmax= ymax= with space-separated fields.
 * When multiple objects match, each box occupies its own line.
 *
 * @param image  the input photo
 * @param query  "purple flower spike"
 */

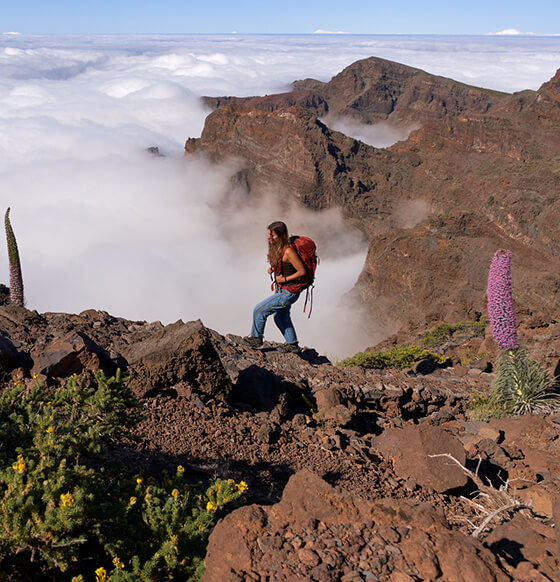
xmin=487 ymin=249 xmax=519 ymax=350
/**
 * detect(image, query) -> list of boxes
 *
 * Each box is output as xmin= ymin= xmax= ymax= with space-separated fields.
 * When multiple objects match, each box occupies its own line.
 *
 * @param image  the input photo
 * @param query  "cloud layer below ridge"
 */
xmin=1 ymin=34 xmax=559 ymax=356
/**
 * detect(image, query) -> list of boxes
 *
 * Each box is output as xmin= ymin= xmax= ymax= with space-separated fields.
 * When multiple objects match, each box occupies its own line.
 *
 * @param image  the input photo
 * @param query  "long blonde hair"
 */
xmin=267 ymin=221 xmax=289 ymax=269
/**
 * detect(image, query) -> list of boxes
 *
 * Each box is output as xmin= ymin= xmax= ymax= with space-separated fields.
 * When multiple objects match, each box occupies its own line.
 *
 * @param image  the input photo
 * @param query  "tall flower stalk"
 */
xmin=4 ymin=208 xmax=24 ymax=307
xmin=487 ymin=249 xmax=559 ymax=414
xmin=487 ymin=250 xmax=519 ymax=350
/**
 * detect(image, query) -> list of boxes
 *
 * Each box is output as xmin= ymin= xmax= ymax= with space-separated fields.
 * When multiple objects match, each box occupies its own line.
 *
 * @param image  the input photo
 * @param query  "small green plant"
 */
xmin=0 ymin=371 xmax=247 ymax=581
xmin=341 ymin=344 xmax=449 ymax=370
xmin=4 ymin=207 xmax=24 ymax=306
xmin=492 ymin=347 xmax=560 ymax=414
xmin=417 ymin=318 xmax=487 ymax=348
xmin=466 ymin=389 xmax=509 ymax=421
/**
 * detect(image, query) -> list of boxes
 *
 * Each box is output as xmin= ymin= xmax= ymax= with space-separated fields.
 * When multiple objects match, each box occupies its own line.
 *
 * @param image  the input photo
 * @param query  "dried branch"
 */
xmin=429 ymin=453 xmax=528 ymax=538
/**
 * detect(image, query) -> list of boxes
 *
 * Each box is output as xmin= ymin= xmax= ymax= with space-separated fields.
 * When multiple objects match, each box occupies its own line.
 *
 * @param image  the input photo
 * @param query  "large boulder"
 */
xmin=203 ymin=469 xmax=509 ymax=582
xmin=122 ymin=319 xmax=232 ymax=399
xmin=30 ymin=330 xmax=110 ymax=378
xmin=370 ymin=424 xmax=468 ymax=492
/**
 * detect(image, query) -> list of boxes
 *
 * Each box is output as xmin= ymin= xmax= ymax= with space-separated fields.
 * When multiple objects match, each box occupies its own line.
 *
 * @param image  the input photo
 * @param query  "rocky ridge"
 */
xmin=186 ymin=56 xmax=560 ymax=353
xmin=0 ymin=293 xmax=558 ymax=581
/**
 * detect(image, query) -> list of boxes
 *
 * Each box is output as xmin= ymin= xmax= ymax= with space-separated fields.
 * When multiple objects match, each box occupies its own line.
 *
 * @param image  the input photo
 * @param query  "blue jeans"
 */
xmin=250 ymin=288 xmax=300 ymax=344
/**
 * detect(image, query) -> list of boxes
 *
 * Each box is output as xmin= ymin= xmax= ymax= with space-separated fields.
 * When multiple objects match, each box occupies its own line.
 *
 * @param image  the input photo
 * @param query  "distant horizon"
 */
xmin=3 ymin=31 xmax=560 ymax=38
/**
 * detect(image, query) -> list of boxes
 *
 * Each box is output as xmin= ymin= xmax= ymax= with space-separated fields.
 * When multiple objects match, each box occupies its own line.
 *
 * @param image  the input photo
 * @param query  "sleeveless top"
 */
xmin=278 ymin=260 xmax=299 ymax=293
xmin=281 ymin=260 xmax=297 ymax=277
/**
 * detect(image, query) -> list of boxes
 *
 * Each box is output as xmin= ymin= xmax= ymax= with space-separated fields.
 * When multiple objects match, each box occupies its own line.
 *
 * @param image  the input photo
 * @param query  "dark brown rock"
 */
xmin=30 ymin=331 xmax=109 ymax=378
xmin=0 ymin=334 xmax=20 ymax=374
xmin=121 ymin=319 xmax=232 ymax=399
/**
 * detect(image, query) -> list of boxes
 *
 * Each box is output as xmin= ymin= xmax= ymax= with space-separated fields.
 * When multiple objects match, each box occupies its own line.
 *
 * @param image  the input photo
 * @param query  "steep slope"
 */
xmin=186 ymin=57 xmax=560 ymax=350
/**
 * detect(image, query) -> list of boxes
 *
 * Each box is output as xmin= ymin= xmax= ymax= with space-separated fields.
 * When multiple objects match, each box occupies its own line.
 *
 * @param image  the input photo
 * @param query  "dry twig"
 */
xmin=428 ymin=453 xmax=528 ymax=538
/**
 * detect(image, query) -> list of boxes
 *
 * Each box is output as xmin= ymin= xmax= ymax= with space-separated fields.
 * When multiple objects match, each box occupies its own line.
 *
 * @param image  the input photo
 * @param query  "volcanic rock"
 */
xmin=370 ymin=424 xmax=468 ymax=492
xmin=30 ymin=330 xmax=110 ymax=378
xmin=119 ymin=319 xmax=232 ymax=399
xmin=0 ymin=303 xmax=558 ymax=579
xmin=186 ymin=56 xmax=560 ymax=352
xmin=203 ymin=469 xmax=509 ymax=582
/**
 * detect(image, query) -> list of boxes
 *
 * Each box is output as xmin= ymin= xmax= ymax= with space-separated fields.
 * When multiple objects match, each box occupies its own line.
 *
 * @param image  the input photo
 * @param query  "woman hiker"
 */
xmin=244 ymin=221 xmax=306 ymax=353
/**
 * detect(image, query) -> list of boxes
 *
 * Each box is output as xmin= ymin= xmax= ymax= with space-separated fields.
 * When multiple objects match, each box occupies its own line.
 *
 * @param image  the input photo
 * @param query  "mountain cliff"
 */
xmin=186 ymin=56 xmax=560 ymax=352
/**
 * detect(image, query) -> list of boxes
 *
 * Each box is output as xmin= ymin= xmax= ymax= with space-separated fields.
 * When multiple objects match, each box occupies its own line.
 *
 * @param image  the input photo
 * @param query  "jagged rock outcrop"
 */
xmin=186 ymin=57 xmax=560 ymax=351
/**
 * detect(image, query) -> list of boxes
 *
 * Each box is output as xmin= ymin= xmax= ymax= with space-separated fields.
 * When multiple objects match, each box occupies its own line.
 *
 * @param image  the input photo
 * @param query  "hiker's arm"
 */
xmin=276 ymin=247 xmax=306 ymax=284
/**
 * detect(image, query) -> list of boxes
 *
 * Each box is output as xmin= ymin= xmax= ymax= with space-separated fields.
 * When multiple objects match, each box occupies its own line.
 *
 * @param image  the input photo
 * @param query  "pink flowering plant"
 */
xmin=486 ymin=250 xmax=560 ymax=415
xmin=487 ymin=250 xmax=519 ymax=350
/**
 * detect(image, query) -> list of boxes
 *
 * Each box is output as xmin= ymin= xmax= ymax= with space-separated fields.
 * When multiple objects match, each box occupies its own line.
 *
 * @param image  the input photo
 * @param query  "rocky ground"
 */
xmin=0 ymin=290 xmax=558 ymax=581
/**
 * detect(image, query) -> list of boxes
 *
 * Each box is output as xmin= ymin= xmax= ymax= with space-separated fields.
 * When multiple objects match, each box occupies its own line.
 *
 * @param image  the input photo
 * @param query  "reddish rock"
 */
xmin=187 ymin=57 xmax=560 ymax=352
xmin=30 ymin=331 xmax=109 ymax=378
xmin=203 ymin=469 xmax=509 ymax=582
xmin=515 ymin=480 xmax=560 ymax=518
xmin=485 ymin=515 xmax=558 ymax=581
xmin=371 ymin=424 xmax=468 ymax=492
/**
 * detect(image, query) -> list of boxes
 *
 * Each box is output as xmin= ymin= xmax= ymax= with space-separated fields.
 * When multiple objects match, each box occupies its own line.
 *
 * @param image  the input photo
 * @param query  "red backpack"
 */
xmin=282 ymin=235 xmax=318 ymax=317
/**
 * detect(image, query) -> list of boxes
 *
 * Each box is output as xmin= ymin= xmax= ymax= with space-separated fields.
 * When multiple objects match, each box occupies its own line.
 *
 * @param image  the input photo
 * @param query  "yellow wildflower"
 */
xmin=129 ymin=496 xmax=137 ymax=505
xmin=32 ymin=373 xmax=38 ymax=379
xmin=136 ymin=477 xmax=143 ymax=485
xmin=170 ymin=534 xmax=178 ymax=551
xmin=237 ymin=481 xmax=249 ymax=493
xmin=95 ymin=567 xmax=107 ymax=582
xmin=46 ymin=426 xmax=54 ymax=434
xmin=60 ymin=492 xmax=75 ymax=507
xmin=71 ymin=576 xmax=84 ymax=582
xmin=12 ymin=455 xmax=26 ymax=473
xmin=177 ymin=465 xmax=185 ymax=474
xmin=171 ymin=489 xmax=179 ymax=499
xmin=112 ymin=556 xmax=125 ymax=569
xmin=206 ymin=501 xmax=217 ymax=512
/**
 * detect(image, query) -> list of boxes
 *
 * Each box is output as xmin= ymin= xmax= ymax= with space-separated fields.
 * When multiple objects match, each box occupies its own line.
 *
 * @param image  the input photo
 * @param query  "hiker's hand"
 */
xmin=267 ymin=267 xmax=273 ymax=274
xmin=276 ymin=275 xmax=286 ymax=284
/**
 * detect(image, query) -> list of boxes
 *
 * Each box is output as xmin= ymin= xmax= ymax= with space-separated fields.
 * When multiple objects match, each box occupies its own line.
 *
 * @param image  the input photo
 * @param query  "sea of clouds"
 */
xmin=1 ymin=33 xmax=559 ymax=357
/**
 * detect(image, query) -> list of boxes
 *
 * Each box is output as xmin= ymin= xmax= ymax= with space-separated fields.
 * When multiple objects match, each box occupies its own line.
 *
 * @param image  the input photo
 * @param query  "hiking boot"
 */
xmin=243 ymin=336 xmax=263 ymax=348
xmin=277 ymin=342 xmax=300 ymax=353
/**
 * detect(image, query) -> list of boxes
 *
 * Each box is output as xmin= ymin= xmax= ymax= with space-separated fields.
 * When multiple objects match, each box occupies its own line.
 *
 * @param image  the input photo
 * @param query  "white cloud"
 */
xmin=492 ymin=28 xmax=525 ymax=36
xmin=321 ymin=115 xmax=418 ymax=148
xmin=314 ymin=30 xmax=349 ymax=34
xmin=1 ymin=34 xmax=559 ymax=357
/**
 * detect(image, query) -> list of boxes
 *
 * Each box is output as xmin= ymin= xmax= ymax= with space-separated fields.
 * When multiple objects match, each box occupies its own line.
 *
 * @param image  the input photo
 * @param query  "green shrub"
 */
xmin=0 ymin=371 xmax=247 ymax=581
xmin=417 ymin=318 xmax=487 ymax=348
xmin=341 ymin=344 xmax=449 ymax=370
xmin=492 ymin=347 xmax=560 ymax=415
xmin=466 ymin=389 xmax=509 ymax=421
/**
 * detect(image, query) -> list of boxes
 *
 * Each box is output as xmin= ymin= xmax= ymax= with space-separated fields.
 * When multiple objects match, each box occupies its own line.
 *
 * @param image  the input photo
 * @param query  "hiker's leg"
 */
xmin=273 ymin=291 xmax=299 ymax=344
xmin=250 ymin=290 xmax=295 ymax=339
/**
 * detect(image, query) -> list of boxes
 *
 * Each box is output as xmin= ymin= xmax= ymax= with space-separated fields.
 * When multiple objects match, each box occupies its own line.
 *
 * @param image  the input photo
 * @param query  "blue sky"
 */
xmin=3 ymin=0 xmax=560 ymax=35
